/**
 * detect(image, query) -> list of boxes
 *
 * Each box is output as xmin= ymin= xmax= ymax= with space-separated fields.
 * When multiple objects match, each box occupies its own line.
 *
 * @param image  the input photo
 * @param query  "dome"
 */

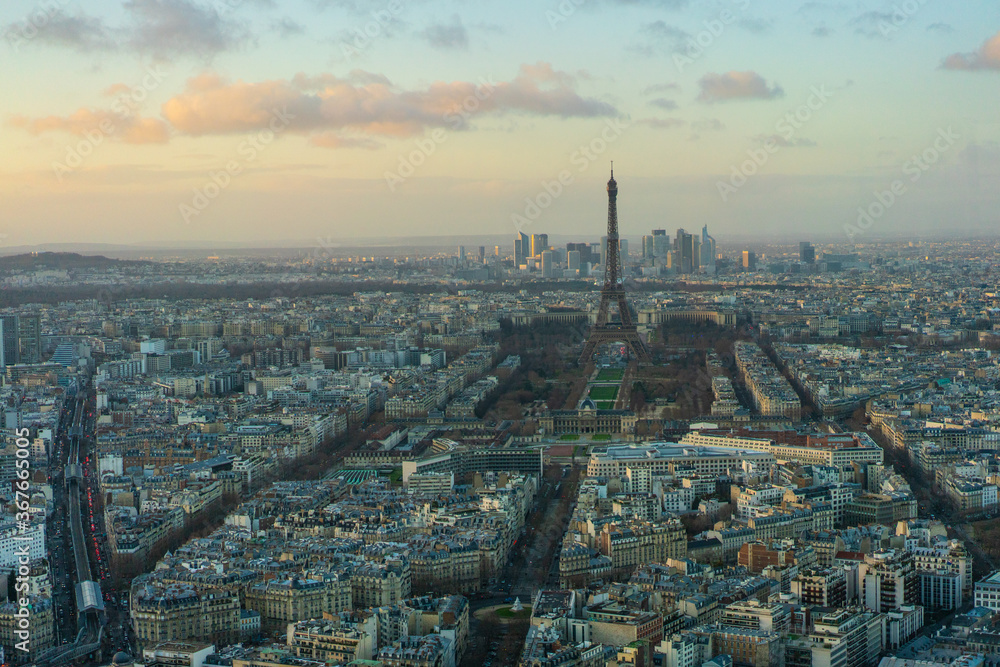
xmin=112 ymin=651 xmax=133 ymax=666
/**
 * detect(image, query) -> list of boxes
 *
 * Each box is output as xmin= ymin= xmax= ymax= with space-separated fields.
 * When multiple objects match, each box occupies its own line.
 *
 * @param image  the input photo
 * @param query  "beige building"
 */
xmin=287 ymin=619 xmax=374 ymax=663
xmin=351 ymin=557 xmax=412 ymax=609
xmin=131 ymin=583 xmax=241 ymax=649
xmin=245 ymin=576 xmax=352 ymax=634
xmin=0 ymin=597 xmax=54 ymax=663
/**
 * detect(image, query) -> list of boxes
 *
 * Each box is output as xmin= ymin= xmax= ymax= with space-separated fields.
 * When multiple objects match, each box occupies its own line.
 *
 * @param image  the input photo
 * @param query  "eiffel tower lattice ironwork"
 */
xmin=579 ymin=165 xmax=652 ymax=365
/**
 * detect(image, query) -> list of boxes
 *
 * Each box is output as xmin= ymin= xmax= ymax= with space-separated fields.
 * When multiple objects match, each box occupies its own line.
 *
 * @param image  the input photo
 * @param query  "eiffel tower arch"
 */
xmin=579 ymin=166 xmax=652 ymax=365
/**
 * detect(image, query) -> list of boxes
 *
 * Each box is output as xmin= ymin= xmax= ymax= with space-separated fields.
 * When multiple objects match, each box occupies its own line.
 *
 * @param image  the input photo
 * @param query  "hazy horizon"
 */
xmin=2 ymin=0 xmax=999 ymax=247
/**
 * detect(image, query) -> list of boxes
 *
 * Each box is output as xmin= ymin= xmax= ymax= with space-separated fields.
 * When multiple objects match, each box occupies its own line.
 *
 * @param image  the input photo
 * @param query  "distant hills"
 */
xmin=0 ymin=252 xmax=149 ymax=270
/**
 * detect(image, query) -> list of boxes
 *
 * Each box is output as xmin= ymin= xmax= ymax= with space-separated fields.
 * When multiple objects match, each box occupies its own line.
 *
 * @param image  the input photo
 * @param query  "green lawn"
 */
xmin=388 ymin=468 xmax=403 ymax=485
xmin=588 ymin=385 xmax=619 ymax=401
xmin=559 ymin=433 xmax=581 ymax=441
xmin=596 ymin=368 xmax=625 ymax=382
xmin=593 ymin=401 xmax=615 ymax=410
xmin=592 ymin=434 xmax=612 ymax=441
xmin=496 ymin=606 xmax=532 ymax=619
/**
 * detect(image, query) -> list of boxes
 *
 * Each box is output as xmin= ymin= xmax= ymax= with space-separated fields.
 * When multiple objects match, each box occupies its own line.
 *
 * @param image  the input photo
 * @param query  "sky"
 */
xmin=1 ymin=0 xmax=999 ymax=248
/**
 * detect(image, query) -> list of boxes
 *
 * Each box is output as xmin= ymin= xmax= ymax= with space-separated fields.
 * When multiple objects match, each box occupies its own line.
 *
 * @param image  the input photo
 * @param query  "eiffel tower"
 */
xmin=579 ymin=165 xmax=652 ymax=365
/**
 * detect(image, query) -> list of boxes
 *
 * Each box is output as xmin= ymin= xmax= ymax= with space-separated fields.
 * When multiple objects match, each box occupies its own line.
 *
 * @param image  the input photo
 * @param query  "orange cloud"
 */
xmin=943 ymin=31 xmax=1000 ymax=70
xmin=697 ymin=71 xmax=783 ymax=103
xmin=9 ymin=108 xmax=169 ymax=144
xmin=160 ymin=63 xmax=618 ymax=141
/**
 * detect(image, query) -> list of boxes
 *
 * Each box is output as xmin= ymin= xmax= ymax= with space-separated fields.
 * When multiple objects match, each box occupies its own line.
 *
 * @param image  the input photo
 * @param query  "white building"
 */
xmin=974 ymin=571 xmax=1000 ymax=611
xmin=0 ymin=521 xmax=45 ymax=569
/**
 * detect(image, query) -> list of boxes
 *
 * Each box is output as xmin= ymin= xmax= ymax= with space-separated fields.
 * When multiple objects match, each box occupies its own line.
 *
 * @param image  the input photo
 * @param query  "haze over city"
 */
xmin=8 ymin=3 xmax=1000 ymax=667
xmin=1 ymin=0 xmax=999 ymax=247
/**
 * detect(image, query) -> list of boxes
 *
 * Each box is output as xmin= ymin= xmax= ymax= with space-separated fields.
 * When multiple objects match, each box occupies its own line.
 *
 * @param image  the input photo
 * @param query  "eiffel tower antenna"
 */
xmin=579 ymin=166 xmax=651 ymax=364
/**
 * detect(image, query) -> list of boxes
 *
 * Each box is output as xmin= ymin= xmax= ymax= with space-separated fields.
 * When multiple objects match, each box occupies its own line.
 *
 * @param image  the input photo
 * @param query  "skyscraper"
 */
xmin=742 ymin=250 xmax=757 ymax=271
xmin=514 ymin=231 xmax=529 ymax=266
xmin=642 ymin=235 xmax=654 ymax=259
xmin=0 ymin=315 xmax=18 ymax=366
xmin=652 ymin=229 xmax=670 ymax=260
xmin=567 ymin=242 xmax=592 ymax=266
xmin=530 ymin=233 xmax=548 ymax=258
xmin=457 ymin=245 xmax=465 ymax=262
xmin=478 ymin=246 xmax=486 ymax=263
xmin=701 ymin=225 xmax=717 ymax=273
xmin=567 ymin=250 xmax=581 ymax=271
xmin=0 ymin=314 xmax=41 ymax=365
xmin=675 ymin=229 xmax=694 ymax=274
xmin=541 ymin=250 xmax=554 ymax=278
xmin=800 ymin=241 xmax=816 ymax=264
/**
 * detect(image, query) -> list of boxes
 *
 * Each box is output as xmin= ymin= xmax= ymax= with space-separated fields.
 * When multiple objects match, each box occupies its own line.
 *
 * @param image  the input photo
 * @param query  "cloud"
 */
xmin=942 ymin=31 xmax=1000 ymax=71
xmin=812 ymin=25 xmax=832 ymax=37
xmin=691 ymin=118 xmax=725 ymax=132
xmin=738 ymin=17 xmax=772 ymax=34
xmin=309 ymin=133 xmax=383 ymax=150
xmin=609 ymin=0 xmax=688 ymax=7
xmin=754 ymin=134 xmax=817 ymax=148
xmin=641 ymin=83 xmax=680 ymax=95
xmin=688 ymin=117 xmax=725 ymax=141
xmin=850 ymin=11 xmax=898 ymax=39
xmin=2 ymin=0 xmax=253 ymax=58
xmin=9 ymin=109 xmax=169 ymax=144
xmin=629 ymin=21 xmax=691 ymax=56
xmin=271 ymin=17 xmax=305 ymax=38
xmin=957 ymin=141 xmax=1000 ymax=173
xmin=421 ymin=16 xmax=468 ymax=50
xmin=926 ymin=22 xmax=953 ymax=34
xmin=309 ymin=0 xmax=371 ymax=12
xmin=2 ymin=10 xmax=116 ymax=52
xmin=159 ymin=63 xmax=618 ymax=139
xmin=637 ymin=118 xmax=686 ymax=129
xmin=649 ymin=98 xmax=678 ymax=110
xmin=796 ymin=2 xmax=848 ymax=15
xmin=124 ymin=0 xmax=253 ymax=58
xmin=696 ymin=71 xmax=783 ymax=103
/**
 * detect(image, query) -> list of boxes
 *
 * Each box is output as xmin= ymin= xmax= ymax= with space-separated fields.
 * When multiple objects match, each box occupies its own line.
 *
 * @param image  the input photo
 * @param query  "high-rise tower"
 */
xmin=579 ymin=166 xmax=651 ymax=364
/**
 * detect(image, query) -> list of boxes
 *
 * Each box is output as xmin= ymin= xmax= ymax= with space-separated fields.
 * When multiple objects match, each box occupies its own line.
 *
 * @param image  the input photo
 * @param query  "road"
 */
xmin=506 ymin=465 xmax=580 ymax=600
xmin=460 ymin=464 xmax=581 ymax=667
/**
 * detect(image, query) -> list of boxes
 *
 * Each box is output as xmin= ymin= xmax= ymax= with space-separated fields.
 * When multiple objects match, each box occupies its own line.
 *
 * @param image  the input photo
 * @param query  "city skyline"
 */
xmin=1 ymin=1 xmax=999 ymax=246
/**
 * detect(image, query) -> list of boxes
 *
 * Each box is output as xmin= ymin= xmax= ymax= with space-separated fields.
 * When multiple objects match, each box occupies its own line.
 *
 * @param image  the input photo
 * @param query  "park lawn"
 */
xmin=592 ymin=434 xmax=612 ymax=441
xmin=593 ymin=401 xmax=615 ymax=410
xmin=388 ymin=468 xmax=403 ymax=485
xmin=559 ymin=433 xmax=581 ymax=441
xmin=589 ymin=386 xmax=619 ymax=401
xmin=596 ymin=368 xmax=625 ymax=382
xmin=496 ymin=606 xmax=532 ymax=619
